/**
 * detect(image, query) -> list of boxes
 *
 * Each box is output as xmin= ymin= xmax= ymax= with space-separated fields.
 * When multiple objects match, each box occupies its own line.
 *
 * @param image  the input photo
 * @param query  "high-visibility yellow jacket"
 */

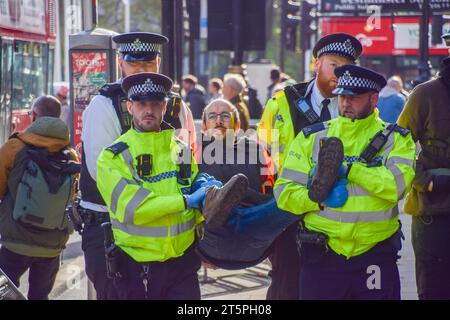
xmin=96 ymin=128 xmax=203 ymax=263
xmin=274 ymin=110 xmax=416 ymax=258
xmin=257 ymin=81 xmax=314 ymax=171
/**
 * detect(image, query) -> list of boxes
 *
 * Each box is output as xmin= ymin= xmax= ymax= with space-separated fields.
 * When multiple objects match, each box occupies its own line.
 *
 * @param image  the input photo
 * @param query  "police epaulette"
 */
xmin=302 ymin=122 xmax=327 ymax=138
xmin=98 ymin=82 xmax=122 ymax=98
xmin=386 ymin=124 xmax=410 ymax=137
xmin=106 ymin=142 xmax=129 ymax=155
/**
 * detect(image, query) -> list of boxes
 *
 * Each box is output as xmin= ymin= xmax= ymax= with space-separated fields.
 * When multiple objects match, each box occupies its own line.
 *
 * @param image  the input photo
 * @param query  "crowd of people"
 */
xmin=0 ymin=30 xmax=449 ymax=301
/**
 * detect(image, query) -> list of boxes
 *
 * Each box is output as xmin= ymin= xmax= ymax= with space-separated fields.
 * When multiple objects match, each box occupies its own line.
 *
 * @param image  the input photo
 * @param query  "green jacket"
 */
xmin=0 ymin=117 xmax=74 ymax=257
xmin=397 ymin=77 xmax=450 ymax=216
xmin=274 ymin=110 xmax=416 ymax=258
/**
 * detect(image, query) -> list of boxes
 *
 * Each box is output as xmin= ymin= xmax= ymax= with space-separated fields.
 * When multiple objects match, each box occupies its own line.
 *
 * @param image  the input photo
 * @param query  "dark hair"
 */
xmin=182 ymin=74 xmax=198 ymax=85
xmin=209 ymin=78 xmax=223 ymax=91
xmin=32 ymin=95 xmax=61 ymax=118
xmin=439 ymin=57 xmax=450 ymax=80
xmin=270 ymin=69 xmax=281 ymax=81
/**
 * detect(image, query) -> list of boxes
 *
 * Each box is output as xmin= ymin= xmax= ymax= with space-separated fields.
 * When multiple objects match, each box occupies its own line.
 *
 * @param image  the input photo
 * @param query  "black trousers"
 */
xmin=266 ymin=223 xmax=300 ymax=300
xmin=113 ymin=245 xmax=201 ymax=300
xmin=0 ymin=247 xmax=60 ymax=300
xmin=412 ymin=215 xmax=450 ymax=300
xmin=81 ymin=223 xmax=118 ymax=300
xmin=298 ymin=232 xmax=402 ymax=300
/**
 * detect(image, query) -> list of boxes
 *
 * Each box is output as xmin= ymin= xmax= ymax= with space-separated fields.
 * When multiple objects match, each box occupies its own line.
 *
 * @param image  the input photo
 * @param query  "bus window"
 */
xmin=0 ymin=40 xmax=13 ymax=144
xmin=11 ymin=41 xmax=48 ymax=132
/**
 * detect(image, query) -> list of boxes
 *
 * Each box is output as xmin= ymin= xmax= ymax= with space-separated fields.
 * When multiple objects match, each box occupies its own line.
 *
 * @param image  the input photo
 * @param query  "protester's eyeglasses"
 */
xmin=206 ymin=111 xmax=232 ymax=121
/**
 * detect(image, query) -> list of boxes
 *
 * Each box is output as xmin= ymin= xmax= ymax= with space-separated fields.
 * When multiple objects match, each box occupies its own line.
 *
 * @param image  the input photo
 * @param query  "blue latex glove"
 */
xmin=186 ymin=187 xmax=206 ymax=209
xmin=324 ymin=179 xmax=349 ymax=208
xmin=201 ymin=179 xmax=223 ymax=189
xmin=191 ymin=173 xmax=214 ymax=193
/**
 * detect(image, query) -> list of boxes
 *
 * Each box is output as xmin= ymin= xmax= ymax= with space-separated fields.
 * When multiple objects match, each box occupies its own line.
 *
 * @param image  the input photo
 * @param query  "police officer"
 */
xmin=257 ymin=33 xmax=363 ymax=300
xmin=274 ymin=65 xmax=416 ymax=299
xmin=96 ymin=72 xmax=247 ymax=299
xmin=79 ymin=32 xmax=195 ymax=300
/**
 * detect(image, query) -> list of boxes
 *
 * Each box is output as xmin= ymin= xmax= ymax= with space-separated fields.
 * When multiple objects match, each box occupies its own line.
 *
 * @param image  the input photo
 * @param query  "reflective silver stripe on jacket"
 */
xmin=274 ymin=183 xmax=287 ymax=202
xmin=110 ymin=178 xmax=141 ymax=214
xmin=311 ymin=128 xmax=329 ymax=163
xmin=123 ymin=188 xmax=152 ymax=224
xmin=385 ymin=156 xmax=414 ymax=200
xmin=315 ymin=205 xmax=399 ymax=223
xmin=121 ymin=149 xmax=142 ymax=182
xmin=348 ymin=184 xmax=371 ymax=197
xmin=280 ymin=168 xmax=309 ymax=185
xmin=110 ymin=217 xmax=196 ymax=238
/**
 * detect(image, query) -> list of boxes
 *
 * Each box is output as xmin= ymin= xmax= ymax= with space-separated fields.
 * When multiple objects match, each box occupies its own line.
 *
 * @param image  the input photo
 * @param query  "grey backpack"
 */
xmin=12 ymin=145 xmax=80 ymax=231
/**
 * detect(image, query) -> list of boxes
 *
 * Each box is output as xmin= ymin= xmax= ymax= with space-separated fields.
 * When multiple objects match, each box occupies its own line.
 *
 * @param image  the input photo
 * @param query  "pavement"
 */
xmin=13 ymin=210 xmax=417 ymax=300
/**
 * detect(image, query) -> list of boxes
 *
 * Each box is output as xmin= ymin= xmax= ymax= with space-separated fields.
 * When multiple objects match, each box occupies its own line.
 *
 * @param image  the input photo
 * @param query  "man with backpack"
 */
xmin=0 ymin=95 xmax=80 ymax=300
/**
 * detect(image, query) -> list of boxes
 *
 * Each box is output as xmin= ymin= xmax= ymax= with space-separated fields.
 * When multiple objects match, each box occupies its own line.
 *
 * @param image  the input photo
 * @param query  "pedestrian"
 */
xmin=0 ymin=96 xmax=80 ymax=300
xmin=207 ymin=78 xmax=223 ymax=103
xmin=377 ymin=76 xmax=407 ymax=123
xmin=397 ymin=53 xmax=450 ymax=300
xmin=182 ymin=74 xmax=207 ymax=119
xmin=275 ymin=65 xmax=416 ymax=299
xmin=223 ymin=74 xmax=251 ymax=132
xmin=257 ymin=33 xmax=363 ymax=300
xmin=79 ymin=32 xmax=196 ymax=300
xmin=53 ymin=82 xmax=70 ymax=126
xmin=267 ymin=68 xmax=281 ymax=101
xmin=96 ymin=72 xmax=248 ymax=299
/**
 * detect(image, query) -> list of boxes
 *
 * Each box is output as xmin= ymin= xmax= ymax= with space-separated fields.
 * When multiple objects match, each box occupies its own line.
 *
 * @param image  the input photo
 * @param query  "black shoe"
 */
xmin=308 ymin=137 xmax=344 ymax=203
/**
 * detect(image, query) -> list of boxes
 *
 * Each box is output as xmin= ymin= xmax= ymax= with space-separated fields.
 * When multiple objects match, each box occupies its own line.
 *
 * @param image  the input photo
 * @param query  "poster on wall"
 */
xmin=71 ymin=51 xmax=109 ymax=155
xmin=0 ymin=0 xmax=46 ymax=34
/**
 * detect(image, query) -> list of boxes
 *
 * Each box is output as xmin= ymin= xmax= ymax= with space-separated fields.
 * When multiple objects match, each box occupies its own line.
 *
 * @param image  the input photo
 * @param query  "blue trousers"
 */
xmin=298 ymin=232 xmax=402 ymax=300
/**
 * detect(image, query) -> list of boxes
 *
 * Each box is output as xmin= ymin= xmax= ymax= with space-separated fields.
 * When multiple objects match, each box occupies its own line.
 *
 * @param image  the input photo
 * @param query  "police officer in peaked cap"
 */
xmin=79 ymin=32 xmax=195 ymax=300
xmin=257 ymin=33 xmax=363 ymax=300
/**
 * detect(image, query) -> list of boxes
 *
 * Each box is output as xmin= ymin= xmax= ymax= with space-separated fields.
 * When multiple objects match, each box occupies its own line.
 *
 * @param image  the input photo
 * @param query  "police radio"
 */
xmin=286 ymin=85 xmax=319 ymax=124
xmin=361 ymin=125 xmax=396 ymax=163
xmin=296 ymin=97 xmax=320 ymax=124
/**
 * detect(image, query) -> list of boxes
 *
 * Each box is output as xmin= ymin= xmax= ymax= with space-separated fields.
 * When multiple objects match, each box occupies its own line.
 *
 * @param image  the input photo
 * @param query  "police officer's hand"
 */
xmin=186 ymin=187 xmax=207 ymax=209
xmin=323 ymin=179 xmax=349 ymax=208
xmin=310 ymin=164 xmax=346 ymax=178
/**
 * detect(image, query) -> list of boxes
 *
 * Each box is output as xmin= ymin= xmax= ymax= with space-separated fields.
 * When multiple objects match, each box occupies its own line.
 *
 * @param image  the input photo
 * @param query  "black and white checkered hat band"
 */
xmin=128 ymin=81 xmax=166 ymax=99
xmin=119 ymin=42 xmax=160 ymax=53
xmin=318 ymin=41 xmax=356 ymax=60
xmin=338 ymin=72 xmax=381 ymax=91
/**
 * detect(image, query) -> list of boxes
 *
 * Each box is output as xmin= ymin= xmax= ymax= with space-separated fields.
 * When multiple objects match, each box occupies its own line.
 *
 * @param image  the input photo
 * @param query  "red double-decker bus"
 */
xmin=0 ymin=0 xmax=56 ymax=144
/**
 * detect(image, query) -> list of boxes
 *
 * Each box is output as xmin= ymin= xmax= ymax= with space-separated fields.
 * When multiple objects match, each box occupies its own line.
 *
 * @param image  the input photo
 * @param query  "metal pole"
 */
xmin=161 ymin=0 xmax=175 ymax=79
xmin=82 ymin=0 xmax=97 ymax=31
xmin=415 ymin=0 xmax=431 ymax=85
xmin=122 ymin=0 xmax=130 ymax=33
xmin=232 ymin=0 xmax=243 ymax=66
xmin=280 ymin=0 xmax=286 ymax=71
xmin=174 ymin=0 xmax=184 ymax=84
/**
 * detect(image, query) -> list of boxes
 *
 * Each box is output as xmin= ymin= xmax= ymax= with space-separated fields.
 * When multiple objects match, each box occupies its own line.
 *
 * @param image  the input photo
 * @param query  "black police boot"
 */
xmin=308 ymin=137 xmax=344 ymax=203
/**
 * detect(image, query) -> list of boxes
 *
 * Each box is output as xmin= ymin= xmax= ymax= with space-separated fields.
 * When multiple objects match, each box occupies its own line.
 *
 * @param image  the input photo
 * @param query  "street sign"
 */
xmin=320 ymin=0 xmax=450 ymax=14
